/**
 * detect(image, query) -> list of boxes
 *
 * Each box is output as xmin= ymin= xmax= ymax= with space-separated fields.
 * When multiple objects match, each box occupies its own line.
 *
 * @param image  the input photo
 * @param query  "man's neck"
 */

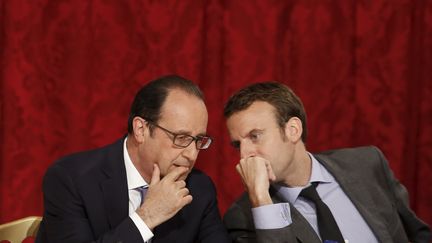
xmin=126 ymin=135 xmax=152 ymax=183
xmin=281 ymin=145 xmax=312 ymax=187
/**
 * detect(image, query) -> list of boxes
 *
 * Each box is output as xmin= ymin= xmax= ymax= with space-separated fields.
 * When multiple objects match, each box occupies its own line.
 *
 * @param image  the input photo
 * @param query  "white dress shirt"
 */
xmin=123 ymin=138 xmax=154 ymax=242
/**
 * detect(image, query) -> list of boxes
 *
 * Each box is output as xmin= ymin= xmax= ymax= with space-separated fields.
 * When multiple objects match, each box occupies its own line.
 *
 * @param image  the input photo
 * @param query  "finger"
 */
xmin=240 ymin=157 xmax=251 ymax=168
xmin=175 ymin=180 xmax=186 ymax=189
xmin=235 ymin=163 xmax=244 ymax=177
xmin=235 ymin=164 xmax=248 ymax=191
xmin=268 ymin=170 xmax=276 ymax=182
xmin=179 ymin=195 xmax=193 ymax=207
xmin=243 ymin=156 xmax=253 ymax=167
xmin=164 ymin=166 xmax=189 ymax=182
xmin=177 ymin=187 xmax=190 ymax=197
xmin=150 ymin=164 xmax=161 ymax=185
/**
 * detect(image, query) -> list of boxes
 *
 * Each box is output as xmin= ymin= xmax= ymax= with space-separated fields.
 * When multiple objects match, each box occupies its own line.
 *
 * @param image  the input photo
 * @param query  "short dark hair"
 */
xmin=127 ymin=75 xmax=204 ymax=134
xmin=224 ymin=82 xmax=307 ymax=142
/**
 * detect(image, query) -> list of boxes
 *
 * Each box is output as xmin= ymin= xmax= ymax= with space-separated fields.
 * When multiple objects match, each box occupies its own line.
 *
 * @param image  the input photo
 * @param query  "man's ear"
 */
xmin=284 ymin=117 xmax=303 ymax=143
xmin=132 ymin=117 xmax=148 ymax=143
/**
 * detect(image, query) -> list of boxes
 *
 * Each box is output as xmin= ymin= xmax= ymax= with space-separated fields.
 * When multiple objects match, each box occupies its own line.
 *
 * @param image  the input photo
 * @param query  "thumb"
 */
xmin=150 ymin=163 xmax=160 ymax=185
xmin=265 ymin=161 xmax=276 ymax=182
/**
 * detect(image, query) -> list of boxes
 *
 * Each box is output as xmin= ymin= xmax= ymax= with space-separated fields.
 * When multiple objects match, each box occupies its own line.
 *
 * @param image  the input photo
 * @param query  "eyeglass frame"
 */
xmin=140 ymin=117 xmax=213 ymax=150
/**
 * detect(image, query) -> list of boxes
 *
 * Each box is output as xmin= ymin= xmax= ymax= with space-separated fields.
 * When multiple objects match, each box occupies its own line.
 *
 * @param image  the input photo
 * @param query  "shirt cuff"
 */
xmin=251 ymin=203 xmax=291 ymax=229
xmin=130 ymin=212 xmax=154 ymax=241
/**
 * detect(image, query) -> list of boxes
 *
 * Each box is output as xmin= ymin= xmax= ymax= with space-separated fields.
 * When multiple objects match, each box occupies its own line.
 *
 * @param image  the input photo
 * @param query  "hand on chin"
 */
xmin=168 ymin=164 xmax=191 ymax=181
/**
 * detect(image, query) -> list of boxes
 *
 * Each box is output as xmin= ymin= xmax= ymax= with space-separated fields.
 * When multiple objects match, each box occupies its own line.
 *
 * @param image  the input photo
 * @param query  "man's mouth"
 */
xmin=173 ymin=162 xmax=191 ymax=169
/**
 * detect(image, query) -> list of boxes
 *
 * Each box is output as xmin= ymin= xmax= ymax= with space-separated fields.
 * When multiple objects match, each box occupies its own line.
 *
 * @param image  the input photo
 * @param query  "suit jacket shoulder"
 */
xmin=314 ymin=146 xmax=430 ymax=242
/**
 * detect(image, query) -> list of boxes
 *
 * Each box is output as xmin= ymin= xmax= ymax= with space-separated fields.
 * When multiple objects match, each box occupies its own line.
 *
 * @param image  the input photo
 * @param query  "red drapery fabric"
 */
xmin=1 ymin=0 xmax=431 ymax=228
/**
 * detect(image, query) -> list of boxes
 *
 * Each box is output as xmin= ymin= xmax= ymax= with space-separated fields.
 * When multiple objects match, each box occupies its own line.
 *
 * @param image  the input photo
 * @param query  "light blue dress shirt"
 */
xmin=251 ymin=153 xmax=378 ymax=243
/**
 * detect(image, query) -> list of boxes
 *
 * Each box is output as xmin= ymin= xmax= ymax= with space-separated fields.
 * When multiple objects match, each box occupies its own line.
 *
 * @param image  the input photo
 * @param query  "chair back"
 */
xmin=0 ymin=216 xmax=42 ymax=243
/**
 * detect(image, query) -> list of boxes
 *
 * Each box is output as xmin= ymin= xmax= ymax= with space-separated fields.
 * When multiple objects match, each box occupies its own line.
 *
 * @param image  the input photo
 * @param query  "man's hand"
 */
xmin=136 ymin=164 xmax=192 ymax=230
xmin=236 ymin=156 xmax=276 ymax=207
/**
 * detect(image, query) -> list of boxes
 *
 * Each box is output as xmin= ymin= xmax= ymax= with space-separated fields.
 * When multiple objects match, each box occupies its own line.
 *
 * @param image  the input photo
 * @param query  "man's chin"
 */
xmin=178 ymin=167 xmax=191 ymax=181
xmin=166 ymin=165 xmax=191 ymax=181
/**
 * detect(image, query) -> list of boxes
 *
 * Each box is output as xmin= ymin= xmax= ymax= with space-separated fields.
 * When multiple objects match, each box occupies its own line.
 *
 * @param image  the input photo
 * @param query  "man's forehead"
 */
xmin=158 ymin=90 xmax=208 ymax=135
xmin=227 ymin=103 xmax=277 ymax=135
xmin=227 ymin=117 xmax=264 ymax=138
xmin=229 ymin=102 xmax=276 ymax=123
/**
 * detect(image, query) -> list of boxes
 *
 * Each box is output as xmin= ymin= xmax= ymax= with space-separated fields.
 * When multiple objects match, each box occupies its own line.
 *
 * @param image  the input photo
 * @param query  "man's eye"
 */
xmin=231 ymin=141 xmax=240 ymax=150
xmin=176 ymin=135 xmax=191 ymax=143
xmin=249 ymin=133 xmax=261 ymax=141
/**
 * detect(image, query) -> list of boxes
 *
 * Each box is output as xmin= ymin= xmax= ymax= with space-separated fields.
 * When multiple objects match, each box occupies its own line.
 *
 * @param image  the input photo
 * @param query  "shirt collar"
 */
xmin=273 ymin=152 xmax=333 ymax=204
xmin=123 ymin=137 xmax=148 ymax=190
xmin=309 ymin=152 xmax=333 ymax=184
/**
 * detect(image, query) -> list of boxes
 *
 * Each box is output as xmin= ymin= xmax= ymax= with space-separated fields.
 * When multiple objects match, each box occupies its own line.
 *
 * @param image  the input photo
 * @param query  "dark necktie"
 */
xmin=135 ymin=186 xmax=148 ymax=206
xmin=299 ymin=182 xmax=345 ymax=243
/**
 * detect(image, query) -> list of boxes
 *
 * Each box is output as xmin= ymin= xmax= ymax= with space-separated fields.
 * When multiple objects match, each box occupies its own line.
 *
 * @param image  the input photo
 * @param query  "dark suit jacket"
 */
xmin=224 ymin=146 xmax=431 ymax=243
xmin=36 ymin=138 xmax=230 ymax=243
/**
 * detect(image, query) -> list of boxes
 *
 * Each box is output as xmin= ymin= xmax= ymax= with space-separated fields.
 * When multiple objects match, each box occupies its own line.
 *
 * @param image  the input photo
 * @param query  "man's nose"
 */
xmin=240 ymin=143 xmax=256 ymax=159
xmin=182 ymin=142 xmax=199 ymax=161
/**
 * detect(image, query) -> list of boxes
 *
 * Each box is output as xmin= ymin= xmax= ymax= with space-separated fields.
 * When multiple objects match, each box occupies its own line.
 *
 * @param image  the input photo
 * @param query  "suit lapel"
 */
xmin=100 ymin=138 xmax=130 ymax=229
xmin=314 ymin=155 xmax=391 ymax=242
xmin=290 ymin=206 xmax=322 ymax=243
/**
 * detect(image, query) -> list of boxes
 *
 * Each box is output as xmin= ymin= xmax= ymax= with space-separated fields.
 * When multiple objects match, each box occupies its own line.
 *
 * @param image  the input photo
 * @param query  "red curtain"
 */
xmin=1 ymin=0 xmax=431 ymax=228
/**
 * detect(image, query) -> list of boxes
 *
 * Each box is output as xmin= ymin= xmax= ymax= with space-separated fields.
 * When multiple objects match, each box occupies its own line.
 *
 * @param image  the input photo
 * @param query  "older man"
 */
xmin=37 ymin=75 xmax=230 ymax=243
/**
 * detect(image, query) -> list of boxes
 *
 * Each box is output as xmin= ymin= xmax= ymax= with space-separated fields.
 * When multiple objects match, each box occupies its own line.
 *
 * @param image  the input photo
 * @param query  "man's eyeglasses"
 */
xmin=144 ymin=119 xmax=212 ymax=150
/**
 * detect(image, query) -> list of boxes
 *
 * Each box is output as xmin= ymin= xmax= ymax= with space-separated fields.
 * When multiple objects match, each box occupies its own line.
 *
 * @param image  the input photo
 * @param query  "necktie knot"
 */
xmin=299 ymin=182 xmax=321 ymax=202
xmin=135 ymin=186 xmax=148 ymax=206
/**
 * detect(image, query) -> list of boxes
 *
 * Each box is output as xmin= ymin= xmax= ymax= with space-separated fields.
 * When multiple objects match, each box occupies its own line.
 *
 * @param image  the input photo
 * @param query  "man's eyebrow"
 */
xmin=229 ymin=128 xmax=265 ymax=148
xmin=248 ymin=128 xmax=264 ymax=135
xmin=196 ymin=132 xmax=209 ymax=137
